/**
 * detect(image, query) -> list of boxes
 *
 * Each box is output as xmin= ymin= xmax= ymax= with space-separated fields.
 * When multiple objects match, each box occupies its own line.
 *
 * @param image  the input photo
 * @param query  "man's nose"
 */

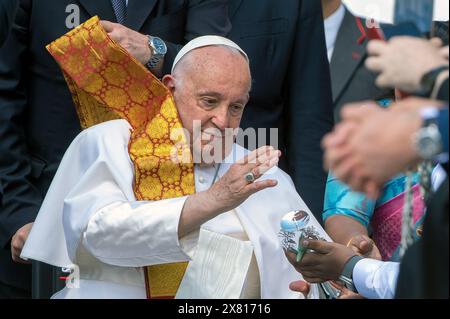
xmin=211 ymin=105 xmax=230 ymax=130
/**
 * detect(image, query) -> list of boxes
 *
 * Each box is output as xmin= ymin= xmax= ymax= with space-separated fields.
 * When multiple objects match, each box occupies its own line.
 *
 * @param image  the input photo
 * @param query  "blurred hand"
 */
xmin=440 ymin=46 xmax=449 ymax=61
xmin=11 ymin=223 xmax=33 ymax=264
xmin=289 ymin=280 xmax=311 ymax=298
xmin=290 ymin=279 xmax=365 ymax=299
xmin=366 ymin=37 xmax=448 ymax=93
xmin=329 ymin=281 xmax=365 ymax=299
xmin=100 ymin=20 xmax=151 ymax=65
xmin=348 ymin=235 xmax=382 ymax=260
xmin=322 ymin=98 xmax=443 ymax=198
xmin=285 ymin=240 xmax=356 ymax=283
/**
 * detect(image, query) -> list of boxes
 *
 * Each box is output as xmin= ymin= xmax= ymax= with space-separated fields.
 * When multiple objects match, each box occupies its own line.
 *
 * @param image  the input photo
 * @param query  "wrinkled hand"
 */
xmin=285 ymin=240 xmax=357 ymax=283
xmin=322 ymin=98 xmax=441 ymax=198
xmin=208 ymin=146 xmax=281 ymax=213
xmin=348 ymin=235 xmax=382 ymax=260
xmin=179 ymin=146 xmax=281 ymax=237
xmin=366 ymin=37 xmax=448 ymax=93
xmin=100 ymin=20 xmax=151 ymax=65
xmin=11 ymin=223 xmax=33 ymax=264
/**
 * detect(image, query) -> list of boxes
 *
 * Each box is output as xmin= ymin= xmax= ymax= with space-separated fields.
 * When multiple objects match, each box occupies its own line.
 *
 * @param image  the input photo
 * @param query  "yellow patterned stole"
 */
xmin=47 ymin=16 xmax=195 ymax=299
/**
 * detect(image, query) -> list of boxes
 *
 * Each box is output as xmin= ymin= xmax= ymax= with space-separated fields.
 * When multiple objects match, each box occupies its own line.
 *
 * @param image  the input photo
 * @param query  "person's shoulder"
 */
xmin=300 ymin=0 xmax=324 ymax=15
xmin=85 ymin=119 xmax=131 ymax=134
xmin=73 ymin=119 xmax=132 ymax=148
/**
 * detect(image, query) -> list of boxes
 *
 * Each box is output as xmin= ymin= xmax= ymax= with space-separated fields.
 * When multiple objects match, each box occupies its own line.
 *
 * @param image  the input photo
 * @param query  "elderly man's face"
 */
xmin=163 ymin=46 xmax=251 ymax=164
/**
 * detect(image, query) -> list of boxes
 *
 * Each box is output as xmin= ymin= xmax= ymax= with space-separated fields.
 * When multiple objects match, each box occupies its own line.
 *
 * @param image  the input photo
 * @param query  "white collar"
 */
xmin=324 ymin=4 xmax=346 ymax=61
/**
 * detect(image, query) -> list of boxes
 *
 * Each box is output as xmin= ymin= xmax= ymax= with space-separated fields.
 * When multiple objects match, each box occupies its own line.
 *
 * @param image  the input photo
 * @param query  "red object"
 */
xmin=356 ymin=17 xmax=386 ymax=42
xmin=355 ymin=17 xmax=368 ymax=44
xmin=366 ymin=25 xmax=386 ymax=41
xmin=395 ymin=88 xmax=410 ymax=100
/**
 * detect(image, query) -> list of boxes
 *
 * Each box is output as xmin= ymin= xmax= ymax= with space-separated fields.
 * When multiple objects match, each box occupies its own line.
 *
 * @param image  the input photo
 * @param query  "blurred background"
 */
xmin=344 ymin=0 xmax=449 ymax=23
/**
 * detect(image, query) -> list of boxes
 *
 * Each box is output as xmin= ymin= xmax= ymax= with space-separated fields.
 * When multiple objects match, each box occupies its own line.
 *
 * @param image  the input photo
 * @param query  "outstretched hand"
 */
xmin=285 ymin=239 xmax=356 ymax=283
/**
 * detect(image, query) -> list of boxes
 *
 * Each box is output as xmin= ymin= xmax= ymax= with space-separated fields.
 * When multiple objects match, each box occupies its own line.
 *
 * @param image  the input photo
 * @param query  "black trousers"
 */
xmin=0 ymin=282 xmax=30 ymax=299
xmin=32 ymin=261 xmax=66 ymax=299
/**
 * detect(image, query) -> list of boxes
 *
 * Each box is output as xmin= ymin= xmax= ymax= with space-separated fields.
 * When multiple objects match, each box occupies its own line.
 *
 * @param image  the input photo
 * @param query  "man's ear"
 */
xmin=162 ymin=74 xmax=176 ymax=93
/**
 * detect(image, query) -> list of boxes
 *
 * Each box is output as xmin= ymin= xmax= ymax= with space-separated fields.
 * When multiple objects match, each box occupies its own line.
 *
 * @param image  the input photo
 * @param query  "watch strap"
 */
xmin=338 ymin=255 xmax=364 ymax=292
xmin=341 ymin=255 xmax=364 ymax=280
xmin=147 ymin=54 xmax=161 ymax=69
xmin=146 ymin=35 xmax=165 ymax=70
xmin=420 ymin=65 xmax=449 ymax=96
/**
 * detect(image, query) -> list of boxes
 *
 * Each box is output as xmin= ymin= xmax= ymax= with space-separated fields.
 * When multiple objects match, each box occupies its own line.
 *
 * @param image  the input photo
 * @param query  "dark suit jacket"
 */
xmin=228 ymin=0 xmax=334 ymax=221
xmin=0 ymin=0 xmax=230 ymax=293
xmin=330 ymin=8 xmax=394 ymax=122
xmin=396 ymin=178 xmax=449 ymax=298
xmin=0 ymin=0 xmax=17 ymax=46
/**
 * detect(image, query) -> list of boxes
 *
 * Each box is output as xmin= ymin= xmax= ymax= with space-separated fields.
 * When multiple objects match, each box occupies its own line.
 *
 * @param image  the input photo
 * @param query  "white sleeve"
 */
xmin=353 ymin=258 xmax=400 ymax=299
xmin=82 ymin=197 xmax=199 ymax=267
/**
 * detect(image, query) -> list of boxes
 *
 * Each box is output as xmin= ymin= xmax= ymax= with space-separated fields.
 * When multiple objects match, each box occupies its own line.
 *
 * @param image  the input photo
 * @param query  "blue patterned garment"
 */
xmin=323 ymin=172 xmax=421 ymax=228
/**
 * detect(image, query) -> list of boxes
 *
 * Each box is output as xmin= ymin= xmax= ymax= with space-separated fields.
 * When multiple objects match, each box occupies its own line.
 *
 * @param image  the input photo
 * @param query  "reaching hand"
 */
xmin=207 ymin=146 xmax=281 ymax=213
xmin=11 ymin=223 xmax=33 ymax=264
xmin=322 ymin=98 xmax=443 ymax=198
xmin=347 ymin=235 xmax=382 ymax=260
xmin=100 ymin=20 xmax=152 ymax=65
xmin=289 ymin=280 xmax=311 ymax=298
xmin=285 ymin=240 xmax=356 ymax=283
xmin=179 ymin=146 xmax=281 ymax=237
xmin=366 ymin=37 xmax=448 ymax=93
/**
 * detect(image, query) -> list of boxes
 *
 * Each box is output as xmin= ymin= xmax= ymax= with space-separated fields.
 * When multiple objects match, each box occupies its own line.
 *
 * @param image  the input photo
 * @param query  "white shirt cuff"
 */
xmin=353 ymin=258 xmax=400 ymax=299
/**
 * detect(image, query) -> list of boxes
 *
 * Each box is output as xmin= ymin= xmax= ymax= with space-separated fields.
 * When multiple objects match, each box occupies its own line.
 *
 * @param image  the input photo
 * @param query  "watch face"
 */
xmin=153 ymin=37 xmax=167 ymax=55
xmin=419 ymin=136 xmax=433 ymax=150
xmin=418 ymin=128 xmax=442 ymax=159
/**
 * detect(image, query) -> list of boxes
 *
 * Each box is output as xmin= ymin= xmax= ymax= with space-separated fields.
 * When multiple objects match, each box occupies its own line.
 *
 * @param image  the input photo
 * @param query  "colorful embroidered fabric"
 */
xmin=47 ymin=16 xmax=195 ymax=299
xmin=323 ymin=173 xmax=426 ymax=261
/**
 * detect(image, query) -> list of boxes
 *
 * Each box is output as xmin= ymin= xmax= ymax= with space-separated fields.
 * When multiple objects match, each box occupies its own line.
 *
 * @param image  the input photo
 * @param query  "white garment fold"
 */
xmin=84 ymin=199 xmax=190 ymax=267
xmin=176 ymin=228 xmax=254 ymax=299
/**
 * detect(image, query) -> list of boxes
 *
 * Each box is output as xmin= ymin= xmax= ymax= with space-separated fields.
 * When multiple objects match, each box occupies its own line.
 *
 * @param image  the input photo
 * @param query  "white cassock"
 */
xmin=21 ymin=119 xmax=322 ymax=299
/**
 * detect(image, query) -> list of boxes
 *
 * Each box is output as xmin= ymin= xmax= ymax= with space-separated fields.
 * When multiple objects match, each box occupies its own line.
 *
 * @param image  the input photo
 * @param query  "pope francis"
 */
xmin=21 ymin=18 xmax=322 ymax=299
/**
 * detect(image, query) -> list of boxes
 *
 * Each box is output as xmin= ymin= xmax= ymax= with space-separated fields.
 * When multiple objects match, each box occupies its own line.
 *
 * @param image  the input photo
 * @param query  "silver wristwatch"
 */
xmin=414 ymin=108 xmax=443 ymax=160
xmin=146 ymin=36 xmax=167 ymax=70
xmin=415 ymin=123 xmax=443 ymax=160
